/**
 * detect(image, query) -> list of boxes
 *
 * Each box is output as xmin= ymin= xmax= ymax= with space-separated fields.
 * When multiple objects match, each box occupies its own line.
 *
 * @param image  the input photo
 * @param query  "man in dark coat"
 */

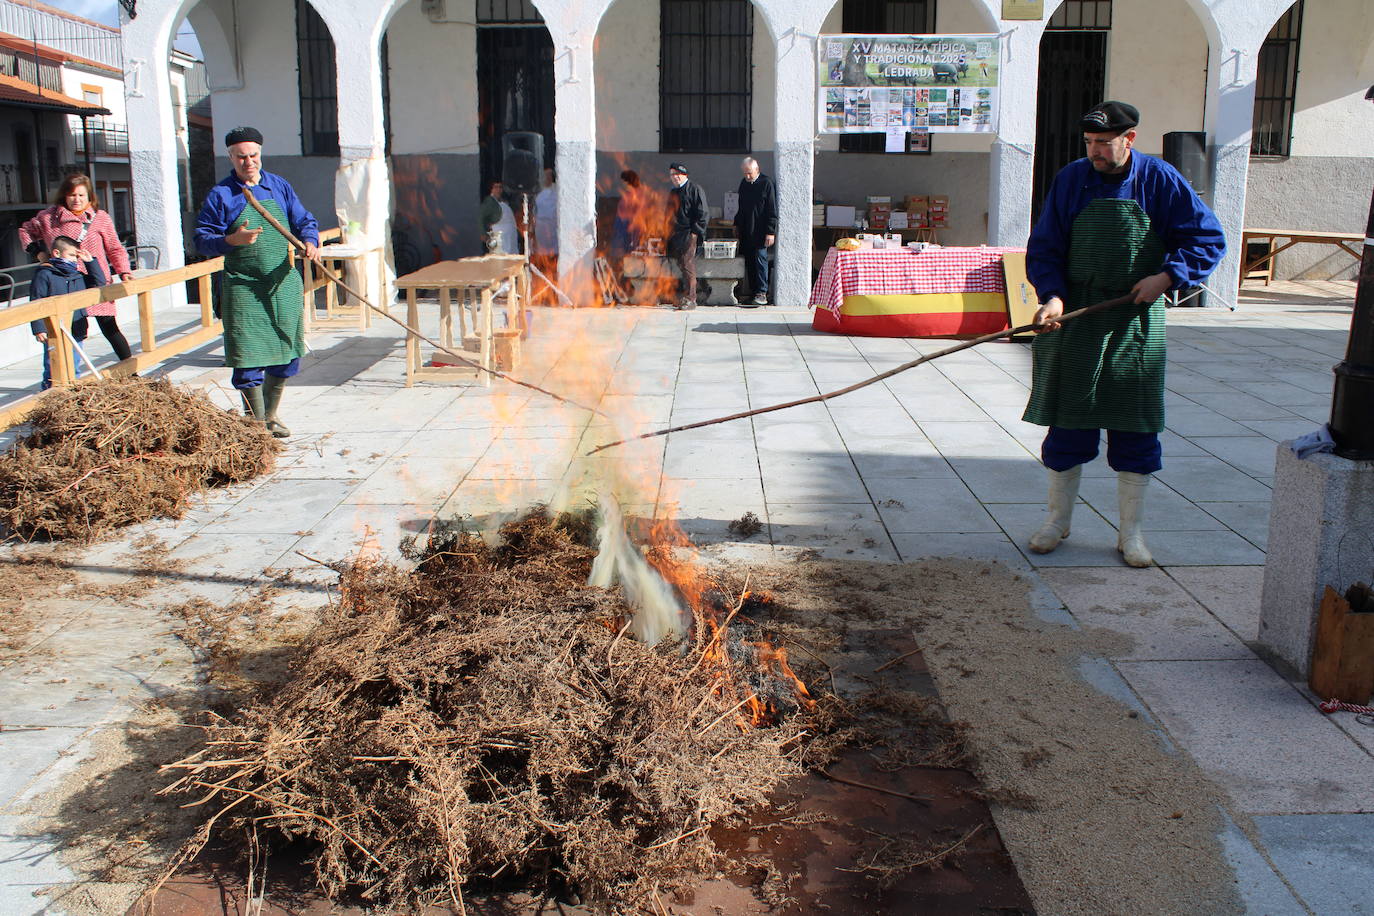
xmin=667 ymin=162 xmax=706 ymax=310
xmin=733 ymin=157 xmax=778 ymax=307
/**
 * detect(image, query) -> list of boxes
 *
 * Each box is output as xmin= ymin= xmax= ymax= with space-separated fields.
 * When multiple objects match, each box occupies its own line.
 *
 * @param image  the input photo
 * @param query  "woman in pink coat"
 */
xmin=20 ymin=173 xmax=133 ymax=362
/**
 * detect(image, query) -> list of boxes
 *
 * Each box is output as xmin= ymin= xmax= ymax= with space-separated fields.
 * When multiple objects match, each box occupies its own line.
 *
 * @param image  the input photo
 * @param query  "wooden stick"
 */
xmin=586 ymin=292 xmax=1139 ymax=454
xmin=240 ymin=190 xmax=606 ymax=417
xmin=818 ymin=768 xmax=933 ymax=805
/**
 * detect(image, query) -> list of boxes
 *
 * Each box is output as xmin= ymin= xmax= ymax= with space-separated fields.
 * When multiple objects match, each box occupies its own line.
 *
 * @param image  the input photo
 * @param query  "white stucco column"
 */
xmin=768 ymin=17 xmax=821 ymax=308
xmin=1194 ymin=0 xmax=1293 ymax=301
xmin=326 ymin=6 xmax=393 ymax=304
xmin=988 ymin=21 xmax=1045 ymax=247
xmin=120 ymin=1 xmax=185 ymax=271
xmin=543 ymin=13 xmax=599 ymax=296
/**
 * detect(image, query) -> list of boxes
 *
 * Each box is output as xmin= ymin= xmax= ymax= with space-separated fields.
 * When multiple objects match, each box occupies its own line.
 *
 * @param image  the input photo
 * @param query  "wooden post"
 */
xmin=44 ymin=314 xmax=75 ymax=386
xmin=1311 ymin=585 xmax=1374 ymax=704
xmin=480 ymin=285 xmax=494 ymax=388
xmin=138 ymin=290 xmax=155 ymax=353
xmin=198 ymin=274 xmax=214 ymax=327
xmin=301 ymin=257 xmax=314 ymax=332
xmin=439 ymin=287 xmax=453 ymax=350
xmin=405 ymin=287 xmax=419 ymax=388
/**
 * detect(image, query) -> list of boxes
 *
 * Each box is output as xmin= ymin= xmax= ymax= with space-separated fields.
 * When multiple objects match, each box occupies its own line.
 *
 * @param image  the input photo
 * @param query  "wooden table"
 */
xmin=302 ymin=242 xmax=387 ymax=332
xmin=1241 ymin=228 xmax=1363 ymax=287
xmin=392 ymin=256 xmax=530 ymax=387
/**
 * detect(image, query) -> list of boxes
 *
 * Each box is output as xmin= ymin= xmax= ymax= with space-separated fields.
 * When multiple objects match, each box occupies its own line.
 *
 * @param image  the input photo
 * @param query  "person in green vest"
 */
xmin=194 ymin=126 xmax=321 ymax=438
xmin=1023 ymin=101 xmax=1226 ymax=567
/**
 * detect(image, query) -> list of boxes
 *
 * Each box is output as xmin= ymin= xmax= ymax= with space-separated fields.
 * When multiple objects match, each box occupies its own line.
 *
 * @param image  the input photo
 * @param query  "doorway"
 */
xmin=1032 ymin=2 xmax=1111 ymax=221
xmin=476 ymin=4 xmax=555 ymax=193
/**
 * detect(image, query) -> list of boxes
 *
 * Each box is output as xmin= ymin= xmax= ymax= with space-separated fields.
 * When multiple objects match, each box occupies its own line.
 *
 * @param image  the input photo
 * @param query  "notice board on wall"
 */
xmin=817 ymin=34 xmax=1000 ymax=135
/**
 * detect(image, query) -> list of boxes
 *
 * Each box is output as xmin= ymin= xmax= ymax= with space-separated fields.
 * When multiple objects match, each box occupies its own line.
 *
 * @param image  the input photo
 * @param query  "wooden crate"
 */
xmin=1310 ymin=585 xmax=1374 ymax=704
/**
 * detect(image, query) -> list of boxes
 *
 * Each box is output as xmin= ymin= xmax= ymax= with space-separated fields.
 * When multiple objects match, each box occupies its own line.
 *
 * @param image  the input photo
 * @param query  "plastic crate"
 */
xmin=703 ymin=240 xmax=738 ymax=259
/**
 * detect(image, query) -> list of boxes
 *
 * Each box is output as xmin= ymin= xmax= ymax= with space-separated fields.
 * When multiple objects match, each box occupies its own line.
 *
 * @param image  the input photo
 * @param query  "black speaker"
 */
xmin=502 ymin=132 xmax=544 ymax=194
xmin=1162 ymin=131 xmax=1208 ymax=197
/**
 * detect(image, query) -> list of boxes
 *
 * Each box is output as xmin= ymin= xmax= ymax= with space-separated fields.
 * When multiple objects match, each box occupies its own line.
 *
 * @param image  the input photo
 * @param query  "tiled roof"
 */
xmin=0 ymin=71 xmax=109 ymax=113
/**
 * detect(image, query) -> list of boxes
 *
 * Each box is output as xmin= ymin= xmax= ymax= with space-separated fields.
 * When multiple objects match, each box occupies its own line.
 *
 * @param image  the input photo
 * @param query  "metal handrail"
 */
xmin=126 ymin=245 xmax=162 ymax=271
xmin=0 ymin=262 xmax=41 ymax=309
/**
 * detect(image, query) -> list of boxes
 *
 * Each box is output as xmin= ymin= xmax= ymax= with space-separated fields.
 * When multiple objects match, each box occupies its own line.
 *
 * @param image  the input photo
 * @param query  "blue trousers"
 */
xmin=741 ymin=244 xmax=770 ymax=300
xmin=231 ymin=358 xmax=301 ymax=390
xmin=1041 ymin=427 xmax=1162 ymax=475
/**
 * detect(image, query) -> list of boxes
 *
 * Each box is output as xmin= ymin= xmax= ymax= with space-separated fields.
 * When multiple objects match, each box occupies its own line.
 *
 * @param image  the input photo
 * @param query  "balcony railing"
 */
xmin=72 ymin=123 xmax=130 ymax=157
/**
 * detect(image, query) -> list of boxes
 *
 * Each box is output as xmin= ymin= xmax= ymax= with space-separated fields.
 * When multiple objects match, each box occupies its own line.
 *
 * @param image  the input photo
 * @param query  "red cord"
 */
xmin=1319 ymin=698 xmax=1374 ymax=715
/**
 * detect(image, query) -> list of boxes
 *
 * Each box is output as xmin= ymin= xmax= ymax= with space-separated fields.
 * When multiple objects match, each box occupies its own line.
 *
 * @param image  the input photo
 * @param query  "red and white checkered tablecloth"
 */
xmin=809 ymin=246 xmax=1026 ymax=314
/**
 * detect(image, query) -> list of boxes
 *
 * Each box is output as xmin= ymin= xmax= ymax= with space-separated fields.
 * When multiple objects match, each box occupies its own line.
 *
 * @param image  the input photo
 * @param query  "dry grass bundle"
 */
xmin=157 ymin=511 xmax=830 ymax=912
xmin=0 ymin=377 xmax=277 ymax=541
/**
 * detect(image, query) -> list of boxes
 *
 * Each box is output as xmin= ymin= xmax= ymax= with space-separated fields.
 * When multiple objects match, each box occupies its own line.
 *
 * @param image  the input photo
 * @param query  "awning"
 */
xmin=0 ymin=73 xmax=111 ymax=115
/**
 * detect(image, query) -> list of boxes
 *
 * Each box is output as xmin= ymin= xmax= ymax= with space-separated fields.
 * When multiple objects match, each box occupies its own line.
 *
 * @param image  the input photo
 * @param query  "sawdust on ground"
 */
xmin=739 ymin=551 xmax=1244 ymax=916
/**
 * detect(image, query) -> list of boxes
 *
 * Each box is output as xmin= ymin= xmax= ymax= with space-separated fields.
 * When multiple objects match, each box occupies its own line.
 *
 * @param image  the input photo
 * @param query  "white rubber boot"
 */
xmin=1117 ymin=472 xmax=1154 ymax=568
xmin=1028 ymin=466 xmax=1082 ymax=554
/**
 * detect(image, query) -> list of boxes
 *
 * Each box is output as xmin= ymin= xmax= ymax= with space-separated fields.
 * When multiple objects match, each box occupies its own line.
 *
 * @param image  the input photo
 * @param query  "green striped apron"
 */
xmin=1023 ymin=198 xmax=1167 ymax=434
xmin=221 ymin=196 xmax=305 ymax=368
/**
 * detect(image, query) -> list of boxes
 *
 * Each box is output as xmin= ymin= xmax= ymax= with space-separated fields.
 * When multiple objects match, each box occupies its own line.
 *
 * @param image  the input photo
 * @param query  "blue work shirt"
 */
xmin=194 ymin=170 xmax=320 ymax=258
xmin=1026 ymin=151 xmax=1226 ymax=304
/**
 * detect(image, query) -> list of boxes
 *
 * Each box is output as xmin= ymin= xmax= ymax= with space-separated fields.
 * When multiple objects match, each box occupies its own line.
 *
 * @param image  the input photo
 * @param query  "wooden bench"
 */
xmin=1240 ymin=228 xmax=1363 ymax=287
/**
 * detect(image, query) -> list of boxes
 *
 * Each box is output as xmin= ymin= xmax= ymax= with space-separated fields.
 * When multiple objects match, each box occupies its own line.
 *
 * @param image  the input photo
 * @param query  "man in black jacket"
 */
xmin=734 ymin=157 xmax=778 ymax=307
xmin=667 ymin=162 xmax=706 ymax=310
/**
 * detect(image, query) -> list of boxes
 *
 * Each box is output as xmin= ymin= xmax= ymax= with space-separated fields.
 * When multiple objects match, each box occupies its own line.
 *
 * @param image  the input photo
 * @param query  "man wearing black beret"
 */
xmin=194 ymin=127 xmax=321 ymax=438
xmin=666 ymin=162 xmax=706 ymax=310
xmin=1022 ymin=101 xmax=1226 ymax=567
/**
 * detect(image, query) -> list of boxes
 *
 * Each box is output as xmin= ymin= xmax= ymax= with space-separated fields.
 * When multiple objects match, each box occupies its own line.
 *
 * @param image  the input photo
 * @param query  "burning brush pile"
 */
xmin=157 ymin=509 xmax=838 ymax=911
xmin=0 ymin=377 xmax=277 ymax=541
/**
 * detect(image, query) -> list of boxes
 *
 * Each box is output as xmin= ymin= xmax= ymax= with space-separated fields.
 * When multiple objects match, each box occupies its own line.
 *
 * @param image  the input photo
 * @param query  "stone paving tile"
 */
xmin=1075 ymin=475 xmax=1225 ymax=531
xmin=1164 ymin=403 xmax=1258 ymax=437
xmin=919 ymin=420 xmax=1026 ymax=458
xmin=983 ymin=502 xmax=1124 ymax=568
xmin=1216 ymin=814 xmax=1308 ymax=916
xmin=1196 ymin=501 xmax=1271 ymax=549
xmin=890 ymin=531 xmax=1030 ymax=569
xmin=865 ymin=477 xmax=1000 ymax=534
xmin=765 ymin=503 xmax=898 ymax=562
xmin=663 ymin=438 xmax=761 ymax=480
xmin=467 ymin=437 xmax=579 ymax=481
xmin=1038 ymin=566 xmax=1254 ymax=661
xmin=950 ymin=456 xmax=1069 ymax=504
xmin=1117 ymin=659 xmax=1374 ymax=814
xmin=759 ymin=462 xmax=871 ymax=504
xmin=1153 ymin=457 xmax=1272 ymax=503
xmin=1145 ymin=529 xmax=1268 ymax=567
xmin=1165 ymin=566 xmax=1266 ymax=642
xmin=0 ymin=728 xmax=88 ymax=812
xmin=0 ymin=816 xmax=79 ymax=914
xmin=206 ymin=478 xmax=358 ymax=535
xmin=343 ymin=455 xmax=477 ymax=507
xmin=1240 ymin=417 xmax=1321 ymax=442
xmin=1253 ymin=814 xmax=1374 ymax=914
xmin=844 ymin=437 xmax=954 ymax=479
xmin=1189 ymin=436 xmax=1282 ymax=478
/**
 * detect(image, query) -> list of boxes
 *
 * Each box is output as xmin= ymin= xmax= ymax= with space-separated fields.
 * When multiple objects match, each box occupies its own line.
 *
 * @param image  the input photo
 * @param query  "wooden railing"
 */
xmin=0 ymin=257 xmax=226 ymax=428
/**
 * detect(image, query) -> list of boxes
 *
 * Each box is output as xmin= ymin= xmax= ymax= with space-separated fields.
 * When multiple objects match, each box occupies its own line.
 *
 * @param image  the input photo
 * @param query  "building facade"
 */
xmin=120 ymin=0 xmax=1374 ymax=307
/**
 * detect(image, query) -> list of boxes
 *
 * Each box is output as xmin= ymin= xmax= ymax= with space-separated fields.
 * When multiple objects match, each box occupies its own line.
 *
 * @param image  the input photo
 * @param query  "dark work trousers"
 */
xmin=673 ymin=241 xmax=697 ymax=304
xmin=1041 ymin=426 xmax=1162 ymax=475
xmin=741 ymin=243 xmax=770 ymax=300
xmin=72 ymin=314 xmax=132 ymax=361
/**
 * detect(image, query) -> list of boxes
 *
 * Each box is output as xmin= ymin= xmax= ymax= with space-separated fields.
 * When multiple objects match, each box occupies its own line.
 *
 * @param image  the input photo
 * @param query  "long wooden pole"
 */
xmin=240 ymin=190 xmax=606 ymax=417
xmin=586 ymin=293 xmax=1139 ymax=454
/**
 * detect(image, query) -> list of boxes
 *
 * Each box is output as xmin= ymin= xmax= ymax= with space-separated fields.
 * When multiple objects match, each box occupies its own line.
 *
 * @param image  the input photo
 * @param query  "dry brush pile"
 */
xmin=0 ymin=377 xmax=277 ymax=541
xmin=156 ymin=511 xmax=840 ymax=912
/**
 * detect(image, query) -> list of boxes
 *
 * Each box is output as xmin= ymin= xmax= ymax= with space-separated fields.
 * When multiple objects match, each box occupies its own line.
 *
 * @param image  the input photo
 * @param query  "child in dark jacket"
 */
xmin=30 ymin=235 xmax=107 ymax=390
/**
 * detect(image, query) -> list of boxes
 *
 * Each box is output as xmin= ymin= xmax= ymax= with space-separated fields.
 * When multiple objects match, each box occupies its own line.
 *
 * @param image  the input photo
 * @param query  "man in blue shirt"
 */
xmin=1023 ymin=101 xmax=1225 ymax=567
xmin=195 ymin=126 xmax=320 ymax=438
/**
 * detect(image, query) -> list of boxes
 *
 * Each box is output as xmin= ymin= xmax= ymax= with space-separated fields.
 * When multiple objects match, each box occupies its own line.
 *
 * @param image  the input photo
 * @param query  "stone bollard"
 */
xmin=1259 ymin=443 xmax=1374 ymax=677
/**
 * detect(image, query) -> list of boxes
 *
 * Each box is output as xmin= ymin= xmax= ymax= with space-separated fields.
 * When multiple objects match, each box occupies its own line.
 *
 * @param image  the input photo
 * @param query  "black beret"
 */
xmin=1079 ymin=101 xmax=1139 ymax=133
xmin=224 ymin=126 xmax=264 ymax=147
xmin=668 ymin=162 xmax=689 ymax=175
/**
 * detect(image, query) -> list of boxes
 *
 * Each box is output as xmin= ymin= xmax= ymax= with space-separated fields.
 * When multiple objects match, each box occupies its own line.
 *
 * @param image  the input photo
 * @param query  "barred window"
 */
xmin=1251 ymin=1 xmax=1303 ymax=158
xmin=839 ymin=0 xmax=936 ymax=154
xmin=1047 ymin=0 xmax=1111 ymax=30
xmin=659 ymin=0 xmax=753 ymax=153
xmin=477 ymin=0 xmax=543 ymax=23
xmin=296 ymin=0 xmax=338 ymax=157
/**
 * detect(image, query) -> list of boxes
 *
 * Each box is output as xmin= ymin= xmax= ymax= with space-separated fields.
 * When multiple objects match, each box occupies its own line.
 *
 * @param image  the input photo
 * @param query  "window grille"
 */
xmin=296 ymin=0 xmax=339 ymax=157
xmin=477 ymin=0 xmax=543 ymax=24
xmin=659 ymin=0 xmax=753 ymax=153
xmin=1047 ymin=0 xmax=1111 ymax=30
xmin=838 ymin=0 xmax=936 ymax=153
xmin=1251 ymin=1 xmax=1302 ymax=158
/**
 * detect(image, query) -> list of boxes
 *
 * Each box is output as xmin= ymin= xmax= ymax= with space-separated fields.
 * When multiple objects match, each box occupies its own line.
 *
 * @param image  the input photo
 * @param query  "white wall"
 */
xmin=195 ymin=0 xmax=305 ymax=157
xmin=385 ymin=0 xmax=479 ymax=157
xmin=1289 ymin=0 xmax=1374 ymax=157
xmin=595 ymin=1 xmax=774 ymax=153
xmin=1106 ymin=0 xmax=1209 ymax=154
